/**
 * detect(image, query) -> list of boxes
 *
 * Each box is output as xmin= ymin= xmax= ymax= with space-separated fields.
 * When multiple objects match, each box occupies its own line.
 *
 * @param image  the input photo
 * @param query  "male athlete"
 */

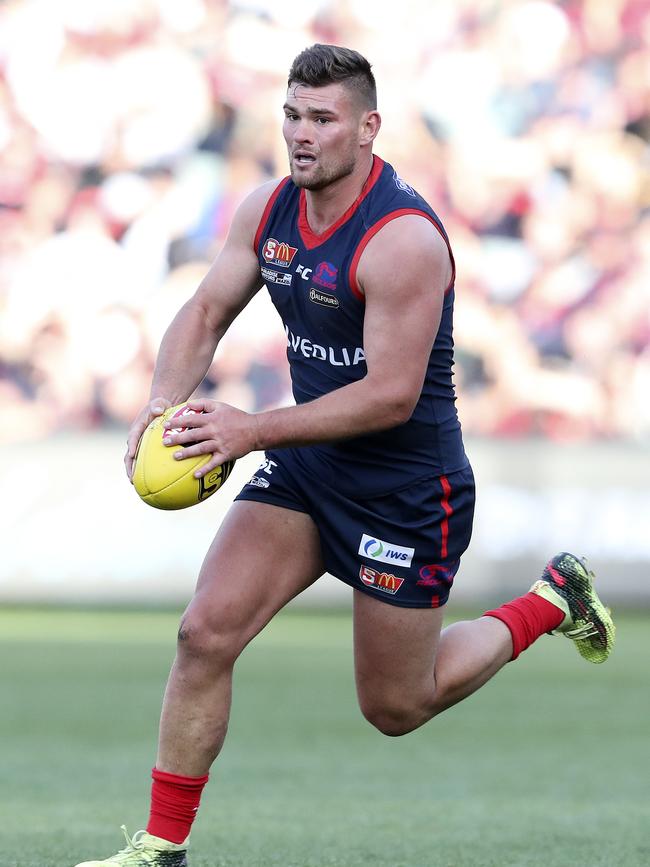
xmin=75 ymin=45 xmax=614 ymax=866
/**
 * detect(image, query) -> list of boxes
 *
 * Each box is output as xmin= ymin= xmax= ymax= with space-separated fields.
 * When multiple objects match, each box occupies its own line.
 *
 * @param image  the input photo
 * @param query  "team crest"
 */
xmin=416 ymin=562 xmax=455 ymax=588
xmin=262 ymin=238 xmax=298 ymax=268
xmin=313 ymin=261 xmax=338 ymax=289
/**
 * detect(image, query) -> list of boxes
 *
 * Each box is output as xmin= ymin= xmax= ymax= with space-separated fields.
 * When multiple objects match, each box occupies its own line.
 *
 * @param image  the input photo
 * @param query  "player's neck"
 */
xmin=303 ymin=152 xmax=374 ymax=236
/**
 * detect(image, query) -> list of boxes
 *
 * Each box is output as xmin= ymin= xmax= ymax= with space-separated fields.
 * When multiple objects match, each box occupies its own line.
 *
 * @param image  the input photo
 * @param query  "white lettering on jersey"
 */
xmin=296 ymin=264 xmax=312 ymax=281
xmin=285 ymin=326 xmax=365 ymax=367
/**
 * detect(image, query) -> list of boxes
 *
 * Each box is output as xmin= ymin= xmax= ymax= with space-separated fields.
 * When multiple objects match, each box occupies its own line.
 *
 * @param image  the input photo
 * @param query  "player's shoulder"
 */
xmin=364 ymin=160 xmax=448 ymax=254
xmin=366 ymin=211 xmax=449 ymax=262
xmin=225 ymin=177 xmax=291 ymax=250
xmin=233 ymin=177 xmax=290 ymax=229
xmin=356 ymin=212 xmax=451 ymax=297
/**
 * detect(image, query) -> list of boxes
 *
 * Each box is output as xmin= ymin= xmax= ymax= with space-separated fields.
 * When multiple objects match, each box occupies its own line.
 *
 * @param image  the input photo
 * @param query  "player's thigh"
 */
xmin=185 ymin=500 xmax=324 ymax=650
xmin=353 ymin=589 xmax=444 ymax=707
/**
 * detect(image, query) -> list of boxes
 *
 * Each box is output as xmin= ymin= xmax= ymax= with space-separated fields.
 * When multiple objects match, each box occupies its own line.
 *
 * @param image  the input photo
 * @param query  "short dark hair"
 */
xmin=288 ymin=44 xmax=377 ymax=110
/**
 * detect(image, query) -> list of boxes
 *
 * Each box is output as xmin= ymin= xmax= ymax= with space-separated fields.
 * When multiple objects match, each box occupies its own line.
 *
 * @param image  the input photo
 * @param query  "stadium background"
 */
xmin=1 ymin=0 xmax=648 ymax=605
xmin=2 ymin=3 xmax=649 ymax=866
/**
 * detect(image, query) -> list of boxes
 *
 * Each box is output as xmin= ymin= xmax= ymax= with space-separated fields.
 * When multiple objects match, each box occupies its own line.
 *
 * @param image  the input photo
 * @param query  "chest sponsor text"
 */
xmin=262 ymin=267 xmax=292 ymax=286
xmin=285 ymin=326 xmax=365 ymax=367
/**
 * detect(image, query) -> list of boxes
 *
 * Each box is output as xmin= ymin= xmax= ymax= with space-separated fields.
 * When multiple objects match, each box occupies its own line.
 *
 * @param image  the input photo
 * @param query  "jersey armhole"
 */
xmin=253 ymin=177 xmax=291 ymax=256
xmin=348 ymin=208 xmax=456 ymax=302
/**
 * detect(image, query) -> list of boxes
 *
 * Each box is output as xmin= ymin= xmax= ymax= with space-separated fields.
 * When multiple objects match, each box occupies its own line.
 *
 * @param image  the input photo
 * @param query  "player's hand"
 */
xmin=161 ymin=398 xmax=259 ymax=478
xmin=125 ymin=398 xmax=172 ymax=482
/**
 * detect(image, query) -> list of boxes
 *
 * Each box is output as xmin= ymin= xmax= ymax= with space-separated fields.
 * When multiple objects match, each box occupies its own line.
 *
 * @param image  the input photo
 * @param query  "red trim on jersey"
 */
xmin=297 ymin=156 xmax=385 ymax=250
xmin=253 ymin=177 xmax=291 ymax=256
xmin=348 ymin=208 xmax=456 ymax=302
xmin=439 ymin=475 xmax=453 ymax=559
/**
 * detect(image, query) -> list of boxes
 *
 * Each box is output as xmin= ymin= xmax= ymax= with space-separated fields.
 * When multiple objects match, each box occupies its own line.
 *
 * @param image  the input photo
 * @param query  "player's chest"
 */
xmin=259 ymin=235 xmax=360 ymax=330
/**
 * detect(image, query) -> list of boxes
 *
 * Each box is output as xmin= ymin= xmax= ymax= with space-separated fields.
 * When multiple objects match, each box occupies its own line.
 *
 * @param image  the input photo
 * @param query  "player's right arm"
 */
xmin=124 ymin=179 xmax=279 ymax=480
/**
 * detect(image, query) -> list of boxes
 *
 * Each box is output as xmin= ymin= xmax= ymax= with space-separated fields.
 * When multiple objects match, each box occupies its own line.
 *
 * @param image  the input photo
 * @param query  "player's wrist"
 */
xmin=249 ymin=412 xmax=265 ymax=452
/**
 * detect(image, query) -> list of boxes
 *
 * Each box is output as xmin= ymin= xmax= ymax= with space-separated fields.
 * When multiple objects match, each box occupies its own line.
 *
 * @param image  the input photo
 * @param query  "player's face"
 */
xmin=283 ymin=82 xmax=371 ymax=191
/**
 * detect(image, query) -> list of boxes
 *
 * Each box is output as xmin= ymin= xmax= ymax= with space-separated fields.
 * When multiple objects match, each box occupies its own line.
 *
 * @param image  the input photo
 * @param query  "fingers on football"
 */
xmin=149 ymin=398 xmax=171 ymax=415
xmin=124 ymin=451 xmax=135 ymax=482
xmin=125 ymin=428 xmax=145 ymax=479
xmin=164 ymin=414 xmax=206 ymax=433
xmin=186 ymin=398 xmax=210 ymax=412
xmin=193 ymin=453 xmax=224 ymax=478
xmin=172 ymin=441 xmax=217 ymax=460
xmin=164 ymin=426 xmax=204 ymax=446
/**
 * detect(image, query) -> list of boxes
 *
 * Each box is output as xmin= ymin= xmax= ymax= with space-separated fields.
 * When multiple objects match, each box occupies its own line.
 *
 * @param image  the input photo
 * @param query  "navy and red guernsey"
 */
xmin=253 ymin=155 xmax=469 ymax=497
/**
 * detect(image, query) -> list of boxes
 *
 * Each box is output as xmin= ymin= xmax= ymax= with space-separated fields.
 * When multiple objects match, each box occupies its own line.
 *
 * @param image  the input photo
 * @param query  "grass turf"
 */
xmin=1 ymin=606 xmax=648 ymax=867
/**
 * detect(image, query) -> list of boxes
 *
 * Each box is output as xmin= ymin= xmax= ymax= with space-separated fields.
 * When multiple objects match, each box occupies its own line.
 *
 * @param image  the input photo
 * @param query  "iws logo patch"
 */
xmin=262 ymin=238 xmax=298 ymax=268
xmin=358 ymin=534 xmax=415 ymax=567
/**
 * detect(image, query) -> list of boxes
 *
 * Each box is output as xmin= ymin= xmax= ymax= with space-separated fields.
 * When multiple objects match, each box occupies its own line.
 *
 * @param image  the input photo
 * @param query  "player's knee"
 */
xmin=175 ymin=613 xmax=242 ymax=668
xmin=359 ymin=698 xmax=430 ymax=737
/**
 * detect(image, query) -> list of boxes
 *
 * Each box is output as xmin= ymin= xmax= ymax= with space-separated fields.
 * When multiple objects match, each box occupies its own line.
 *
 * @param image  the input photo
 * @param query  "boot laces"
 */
xmin=113 ymin=827 xmax=149 ymax=862
xmin=564 ymin=620 xmax=599 ymax=641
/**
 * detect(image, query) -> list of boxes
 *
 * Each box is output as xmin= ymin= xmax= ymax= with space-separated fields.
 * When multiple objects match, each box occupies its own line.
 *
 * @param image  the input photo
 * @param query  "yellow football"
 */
xmin=132 ymin=403 xmax=235 ymax=510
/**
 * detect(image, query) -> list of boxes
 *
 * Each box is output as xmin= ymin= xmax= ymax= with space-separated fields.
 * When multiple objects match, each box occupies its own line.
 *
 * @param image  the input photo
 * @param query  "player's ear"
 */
xmin=359 ymin=110 xmax=381 ymax=146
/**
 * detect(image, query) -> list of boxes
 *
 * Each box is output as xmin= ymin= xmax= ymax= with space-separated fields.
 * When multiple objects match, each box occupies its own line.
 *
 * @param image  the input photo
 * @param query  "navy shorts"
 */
xmin=235 ymin=448 xmax=475 ymax=609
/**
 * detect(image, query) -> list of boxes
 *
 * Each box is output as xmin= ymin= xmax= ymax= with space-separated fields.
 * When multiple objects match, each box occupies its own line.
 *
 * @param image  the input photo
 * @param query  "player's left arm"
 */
xmin=164 ymin=214 xmax=450 ymax=477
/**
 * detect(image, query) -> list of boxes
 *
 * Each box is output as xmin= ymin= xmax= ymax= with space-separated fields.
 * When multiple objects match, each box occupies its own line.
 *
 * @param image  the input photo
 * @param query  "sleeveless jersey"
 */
xmin=253 ymin=155 xmax=468 ymax=497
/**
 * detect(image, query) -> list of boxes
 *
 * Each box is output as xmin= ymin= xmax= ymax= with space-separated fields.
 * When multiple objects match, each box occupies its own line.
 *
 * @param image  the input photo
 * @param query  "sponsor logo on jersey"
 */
xmin=358 ymin=534 xmax=415 ymax=567
xmin=393 ymin=170 xmax=416 ymax=198
xmin=359 ymin=565 xmax=404 ymax=595
xmin=262 ymin=238 xmax=298 ymax=268
xmin=285 ymin=326 xmax=365 ymax=367
xmin=261 ymin=266 xmax=292 ymax=286
xmin=416 ymin=562 xmax=456 ymax=588
xmin=248 ymin=475 xmax=270 ymax=489
xmin=313 ymin=261 xmax=338 ymax=289
xmin=296 ymin=264 xmax=312 ymax=280
xmin=309 ymin=287 xmax=339 ymax=309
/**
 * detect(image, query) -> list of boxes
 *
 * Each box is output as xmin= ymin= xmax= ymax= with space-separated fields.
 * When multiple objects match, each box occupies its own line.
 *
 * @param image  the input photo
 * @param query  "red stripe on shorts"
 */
xmin=440 ymin=475 xmax=453 ymax=559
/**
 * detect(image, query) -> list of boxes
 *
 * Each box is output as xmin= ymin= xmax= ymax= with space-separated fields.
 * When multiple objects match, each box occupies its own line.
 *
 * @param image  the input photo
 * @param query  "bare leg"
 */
xmin=354 ymin=591 xmax=513 ymax=736
xmin=428 ymin=616 xmax=513 ymax=712
xmin=156 ymin=501 xmax=324 ymax=776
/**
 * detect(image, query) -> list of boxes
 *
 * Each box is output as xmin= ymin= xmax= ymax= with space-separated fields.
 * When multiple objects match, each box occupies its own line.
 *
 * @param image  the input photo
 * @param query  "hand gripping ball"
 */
xmin=132 ymin=404 xmax=235 ymax=510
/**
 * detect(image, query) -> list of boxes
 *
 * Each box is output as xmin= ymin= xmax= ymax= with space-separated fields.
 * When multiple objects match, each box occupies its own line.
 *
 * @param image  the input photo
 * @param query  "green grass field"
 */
xmin=1 ymin=606 xmax=649 ymax=867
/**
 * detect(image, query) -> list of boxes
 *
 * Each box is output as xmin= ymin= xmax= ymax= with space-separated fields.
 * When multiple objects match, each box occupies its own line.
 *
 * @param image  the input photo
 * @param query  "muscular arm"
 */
xmin=169 ymin=215 xmax=452 ymax=476
xmin=124 ymin=180 xmax=278 ymax=477
xmin=149 ymin=184 xmax=276 ymax=403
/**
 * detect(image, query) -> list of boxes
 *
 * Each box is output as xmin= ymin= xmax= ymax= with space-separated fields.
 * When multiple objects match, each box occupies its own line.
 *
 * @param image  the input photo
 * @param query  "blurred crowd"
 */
xmin=1 ymin=0 xmax=648 ymax=444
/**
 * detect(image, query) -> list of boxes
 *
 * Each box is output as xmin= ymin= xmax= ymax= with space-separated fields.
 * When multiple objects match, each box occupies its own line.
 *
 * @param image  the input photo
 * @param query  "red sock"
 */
xmin=147 ymin=767 xmax=209 ymax=844
xmin=484 ymin=592 xmax=564 ymax=661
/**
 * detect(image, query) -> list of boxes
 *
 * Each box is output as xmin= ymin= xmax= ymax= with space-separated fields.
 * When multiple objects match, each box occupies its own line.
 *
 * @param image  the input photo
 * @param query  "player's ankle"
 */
xmin=147 ymin=767 xmax=209 ymax=844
